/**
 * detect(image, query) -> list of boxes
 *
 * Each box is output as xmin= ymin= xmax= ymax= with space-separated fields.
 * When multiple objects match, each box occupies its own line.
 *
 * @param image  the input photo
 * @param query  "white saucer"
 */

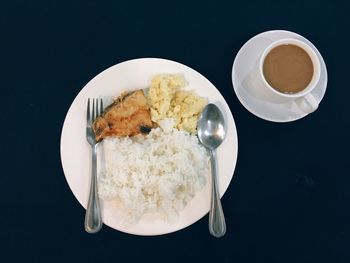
xmin=232 ymin=30 xmax=328 ymax=122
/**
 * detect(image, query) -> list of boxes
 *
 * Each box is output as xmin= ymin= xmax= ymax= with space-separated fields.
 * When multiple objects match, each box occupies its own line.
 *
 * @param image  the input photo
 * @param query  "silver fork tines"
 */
xmin=87 ymin=98 xmax=91 ymax=125
xmin=85 ymin=98 xmax=103 ymax=233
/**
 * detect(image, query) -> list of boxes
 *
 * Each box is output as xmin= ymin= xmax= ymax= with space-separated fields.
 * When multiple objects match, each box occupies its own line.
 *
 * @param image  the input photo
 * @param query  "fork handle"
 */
xmin=84 ymin=144 xmax=102 ymax=233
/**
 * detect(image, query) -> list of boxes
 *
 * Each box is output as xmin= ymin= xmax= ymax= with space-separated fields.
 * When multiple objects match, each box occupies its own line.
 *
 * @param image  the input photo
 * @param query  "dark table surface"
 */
xmin=2 ymin=1 xmax=350 ymax=262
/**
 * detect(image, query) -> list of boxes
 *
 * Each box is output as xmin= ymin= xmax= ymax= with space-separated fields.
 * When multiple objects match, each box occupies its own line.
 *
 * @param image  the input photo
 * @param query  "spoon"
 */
xmin=197 ymin=103 xmax=226 ymax=238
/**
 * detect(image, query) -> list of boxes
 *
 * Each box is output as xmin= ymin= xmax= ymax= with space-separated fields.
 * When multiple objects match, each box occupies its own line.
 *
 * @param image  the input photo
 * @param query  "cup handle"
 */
xmin=296 ymin=93 xmax=318 ymax=113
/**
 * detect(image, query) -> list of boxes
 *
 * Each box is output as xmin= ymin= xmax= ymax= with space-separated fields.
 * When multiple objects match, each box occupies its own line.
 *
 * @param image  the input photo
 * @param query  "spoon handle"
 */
xmin=208 ymin=149 xmax=226 ymax=237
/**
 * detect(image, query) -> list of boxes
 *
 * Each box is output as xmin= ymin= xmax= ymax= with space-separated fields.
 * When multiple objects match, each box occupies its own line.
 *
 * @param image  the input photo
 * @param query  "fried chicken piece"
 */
xmin=93 ymin=90 xmax=153 ymax=141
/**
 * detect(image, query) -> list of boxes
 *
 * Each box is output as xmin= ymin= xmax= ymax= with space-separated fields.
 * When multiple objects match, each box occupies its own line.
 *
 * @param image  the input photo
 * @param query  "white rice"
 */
xmin=98 ymin=119 xmax=209 ymax=223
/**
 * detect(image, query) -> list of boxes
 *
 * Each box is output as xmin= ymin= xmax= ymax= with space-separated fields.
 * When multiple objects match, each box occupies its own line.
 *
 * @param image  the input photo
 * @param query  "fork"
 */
xmin=85 ymin=98 xmax=103 ymax=233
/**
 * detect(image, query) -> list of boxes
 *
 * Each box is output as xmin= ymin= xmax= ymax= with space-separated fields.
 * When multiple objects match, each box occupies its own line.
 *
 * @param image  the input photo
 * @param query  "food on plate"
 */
xmin=92 ymin=90 xmax=153 ymax=141
xmin=98 ymin=120 xmax=209 ymax=223
xmin=93 ymin=73 xmax=210 ymax=223
xmin=148 ymin=74 xmax=207 ymax=133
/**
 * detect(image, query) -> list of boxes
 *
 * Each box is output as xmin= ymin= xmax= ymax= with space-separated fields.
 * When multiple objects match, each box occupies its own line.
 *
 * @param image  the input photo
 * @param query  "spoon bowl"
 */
xmin=197 ymin=104 xmax=226 ymax=150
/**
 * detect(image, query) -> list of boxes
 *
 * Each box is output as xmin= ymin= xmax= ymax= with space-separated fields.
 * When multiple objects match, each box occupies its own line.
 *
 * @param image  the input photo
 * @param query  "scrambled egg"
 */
xmin=148 ymin=74 xmax=207 ymax=133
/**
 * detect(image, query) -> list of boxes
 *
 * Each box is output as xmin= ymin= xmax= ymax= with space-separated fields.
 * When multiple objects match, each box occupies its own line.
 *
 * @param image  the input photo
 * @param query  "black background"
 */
xmin=2 ymin=0 xmax=350 ymax=262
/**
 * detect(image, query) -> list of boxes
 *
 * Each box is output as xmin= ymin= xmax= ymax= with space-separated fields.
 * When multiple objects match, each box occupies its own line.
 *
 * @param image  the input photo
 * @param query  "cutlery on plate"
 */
xmin=197 ymin=103 xmax=226 ymax=238
xmin=85 ymin=98 xmax=103 ymax=233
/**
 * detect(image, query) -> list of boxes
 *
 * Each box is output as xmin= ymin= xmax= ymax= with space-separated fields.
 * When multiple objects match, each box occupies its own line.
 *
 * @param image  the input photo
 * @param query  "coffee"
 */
xmin=263 ymin=44 xmax=314 ymax=94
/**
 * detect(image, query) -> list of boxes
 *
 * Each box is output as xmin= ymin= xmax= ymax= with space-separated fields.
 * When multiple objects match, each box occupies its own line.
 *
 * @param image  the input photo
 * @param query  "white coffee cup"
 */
xmin=259 ymin=38 xmax=321 ymax=113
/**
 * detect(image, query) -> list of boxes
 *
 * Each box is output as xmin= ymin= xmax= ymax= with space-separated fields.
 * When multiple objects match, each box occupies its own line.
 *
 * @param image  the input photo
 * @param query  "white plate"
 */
xmin=232 ymin=30 xmax=328 ymax=122
xmin=60 ymin=58 xmax=238 ymax=236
